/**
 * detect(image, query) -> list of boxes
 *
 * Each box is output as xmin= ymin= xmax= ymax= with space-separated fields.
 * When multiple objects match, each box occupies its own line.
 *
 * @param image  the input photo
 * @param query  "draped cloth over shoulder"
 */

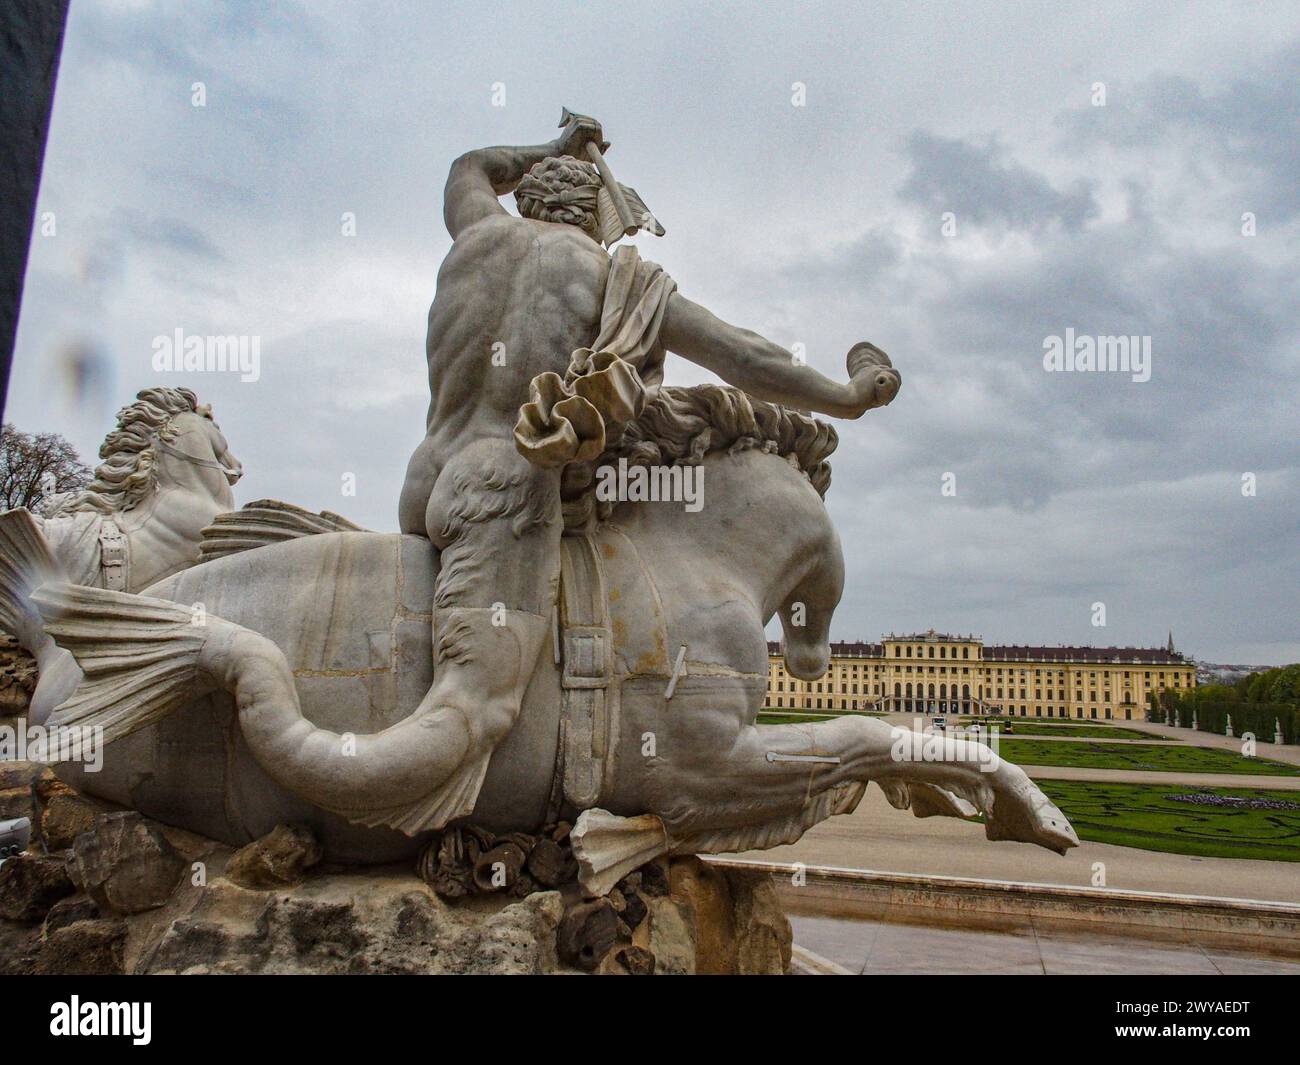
xmin=514 ymin=245 xmax=678 ymax=468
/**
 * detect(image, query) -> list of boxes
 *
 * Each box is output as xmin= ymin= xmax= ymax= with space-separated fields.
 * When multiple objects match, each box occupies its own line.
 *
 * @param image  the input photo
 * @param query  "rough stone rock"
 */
xmin=141 ymin=868 xmax=570 ymax=975
xmin=613 ymin=943 xmax=656 ymax=975
xmin=644 ymin=894 xmax=695 ymax=974
xmin=0 ymin=760 xmax=42 ymax=823
xmin=639 ymin=858 xmax=670 ymax=897
xmin=41 ymin=894 xmax=100 ymax=937
xmin=0 ymin=918 xmax=41 ymax=974
xmin=36 ymin=918 xmax=127 ymax=975
xmin=38 ymin=778 xmax=109 ymax=851
xmin=0 ymin=852 xmax=75 ymax=922
xmin=0 ymin=760 xmax=45 ymax=792
xmin=557 ymin=897 xmax=625 ymax=971
xmin=526 ymin=836 xmax=577 ymax=887
xmin=0 ymin=784 xmax=34 ymax=822
xmin=726 ymin=866 xmax=794 ymax=975
xmin=0 ymin=635 xmax=37 ymax=715
xmin=70 ymin=811 xmax=186 ymax=915
xmin=621 ymin=889 xmax=648 ymax=931
xmin=665 ymin=856 xmax=791 ymax=975
xmin=671 ymin=856 xmax=736 ymax=974
xmin=224 ymin=823 xmax=323 ymax=889
xmin=3 ymin=837 xmax=792 ymax=975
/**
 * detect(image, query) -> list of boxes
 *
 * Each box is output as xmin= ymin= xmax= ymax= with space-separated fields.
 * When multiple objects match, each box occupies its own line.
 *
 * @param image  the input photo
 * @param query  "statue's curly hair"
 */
xmin=559 ymin=384 xmax=838 ymax=532
xmin=612 ymin=385 xmax=838 ymax=498
xmin=514 ymin=156 xmax=602 ymax=239
xmin=67 ymin=386 xmax=202 ymax=514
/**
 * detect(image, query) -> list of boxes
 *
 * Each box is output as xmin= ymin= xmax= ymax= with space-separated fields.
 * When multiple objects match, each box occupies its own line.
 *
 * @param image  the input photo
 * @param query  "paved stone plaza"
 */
xmin=789 ymin=911 xmax=1300 ymax=975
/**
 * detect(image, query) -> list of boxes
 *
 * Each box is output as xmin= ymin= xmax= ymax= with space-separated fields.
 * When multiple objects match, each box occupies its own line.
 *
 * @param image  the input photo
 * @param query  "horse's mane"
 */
xmin=62 ymin=387 xmax=200 ymax=515
xmin=604 ymin=384 xmax=837 ymax=497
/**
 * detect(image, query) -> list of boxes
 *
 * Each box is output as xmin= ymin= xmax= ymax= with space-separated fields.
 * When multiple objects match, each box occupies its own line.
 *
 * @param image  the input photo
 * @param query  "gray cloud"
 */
xmin=898 ymin=131 xmax=1099 ymax=233
xmin=1055 ymin=43 xmax=1300 ymax=220
xmin=9 ymin=4 xmax=1298 ymax=663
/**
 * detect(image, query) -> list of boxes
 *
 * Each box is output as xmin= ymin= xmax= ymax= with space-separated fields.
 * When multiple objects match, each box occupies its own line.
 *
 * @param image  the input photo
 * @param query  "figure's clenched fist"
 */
xmin=846 ymin=341 xmax=901 ymax=415
xmin=556 ymin=112 xmax=608 ymax=160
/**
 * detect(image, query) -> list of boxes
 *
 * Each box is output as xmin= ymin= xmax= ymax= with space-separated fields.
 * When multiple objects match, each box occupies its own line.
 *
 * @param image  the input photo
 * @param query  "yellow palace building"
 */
xmin=766 ymin=629 xmax=1195 ymax=720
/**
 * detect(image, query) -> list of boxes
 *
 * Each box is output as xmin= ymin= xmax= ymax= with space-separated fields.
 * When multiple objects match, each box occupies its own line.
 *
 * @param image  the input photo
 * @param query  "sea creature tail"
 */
xmin=0 ymin=508 xmax=63 ymax=647
xmin=30 ymin=582 xmax=208 ymax=744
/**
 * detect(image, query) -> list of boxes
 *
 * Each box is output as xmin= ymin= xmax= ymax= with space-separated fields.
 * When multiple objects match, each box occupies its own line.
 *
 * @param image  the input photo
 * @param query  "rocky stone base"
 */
xmin=0 ymin=762 xmax=790 ymax=975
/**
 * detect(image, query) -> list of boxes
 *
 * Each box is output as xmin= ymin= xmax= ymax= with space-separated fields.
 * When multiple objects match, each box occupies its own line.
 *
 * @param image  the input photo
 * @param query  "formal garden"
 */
xmin=995 ymin=739 xmax=1299 ymax=776
xmin=1036 ymin=780 xmax=1300 ymax=862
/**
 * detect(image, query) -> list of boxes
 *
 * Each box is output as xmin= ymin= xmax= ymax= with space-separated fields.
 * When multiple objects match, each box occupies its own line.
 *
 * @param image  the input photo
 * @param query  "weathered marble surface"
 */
xmin=4 ymin=113 xmax=1077 ymax=899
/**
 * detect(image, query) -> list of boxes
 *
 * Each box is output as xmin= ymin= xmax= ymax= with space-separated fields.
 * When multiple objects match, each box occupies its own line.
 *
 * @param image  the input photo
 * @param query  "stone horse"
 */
xmin=34 ymin=386 xmax=243 ymax=592
xmin=2 ymin=387 xmax=242 ymax=724
xmin=8 ymin=385 xmax=1076 ymax=891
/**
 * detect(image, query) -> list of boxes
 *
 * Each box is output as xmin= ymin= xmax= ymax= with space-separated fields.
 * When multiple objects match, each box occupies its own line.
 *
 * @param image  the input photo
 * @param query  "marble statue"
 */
xmin=33 ymin=386 xmax=243 ymax=593
xmin=1 ymin=389 xmax=351 ymax=724
xmin=3 ymin=388 xmax=240 ymax=726
xmin=1 ymin=110 xmax=1076 ymax=894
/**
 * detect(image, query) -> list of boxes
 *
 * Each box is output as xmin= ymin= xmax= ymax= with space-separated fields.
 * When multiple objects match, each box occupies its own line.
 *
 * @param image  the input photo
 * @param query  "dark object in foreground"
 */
xmin=0 ymin=815 xmax=30 ymax=860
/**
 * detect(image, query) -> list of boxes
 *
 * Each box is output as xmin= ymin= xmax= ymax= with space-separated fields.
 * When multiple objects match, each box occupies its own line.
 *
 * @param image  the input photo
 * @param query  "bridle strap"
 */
xmin=155 ymin=435 xmax=231 ymax=473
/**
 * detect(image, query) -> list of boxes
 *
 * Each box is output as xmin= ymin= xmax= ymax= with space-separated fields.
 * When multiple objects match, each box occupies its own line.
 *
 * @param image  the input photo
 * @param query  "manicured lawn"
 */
xmin=998 ymin=739 xmax=1300 ymax=776
xmin=755 ymin=709 xmax=886 ymax=725
xmin=980 ymin=722 xmax=1165 ymax=740
xmin=1036 ymin=780 xmax=1300 ymax=862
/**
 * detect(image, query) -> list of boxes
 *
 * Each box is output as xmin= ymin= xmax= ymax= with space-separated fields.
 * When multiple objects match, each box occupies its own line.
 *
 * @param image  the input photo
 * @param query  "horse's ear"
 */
xmin=197 ymin=403 xmax=213 ymax=419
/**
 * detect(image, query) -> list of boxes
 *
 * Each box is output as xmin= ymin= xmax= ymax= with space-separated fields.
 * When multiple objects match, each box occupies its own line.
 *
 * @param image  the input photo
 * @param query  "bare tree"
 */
xmin=0 ymin=423 xmax=91 ymax=512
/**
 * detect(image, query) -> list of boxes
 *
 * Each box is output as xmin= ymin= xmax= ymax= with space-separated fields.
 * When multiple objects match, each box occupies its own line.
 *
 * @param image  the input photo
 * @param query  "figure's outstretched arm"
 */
xmin=659 ymin=292 xmax=901 ymax=419
xmin=443 ymin=115 xmax=607 ymax=239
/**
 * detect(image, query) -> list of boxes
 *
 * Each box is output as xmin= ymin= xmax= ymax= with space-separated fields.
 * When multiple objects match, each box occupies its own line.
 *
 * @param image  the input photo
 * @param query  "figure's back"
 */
xmin=423 ymin=215 xmax=610 ymax=439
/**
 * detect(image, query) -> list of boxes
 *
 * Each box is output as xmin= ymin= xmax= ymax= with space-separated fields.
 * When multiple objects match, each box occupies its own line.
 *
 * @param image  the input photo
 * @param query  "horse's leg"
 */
xmin=667 ymin=714 xmax=1077 ymax=855
xmin=777 ymin=527 xmax=842 ymax=680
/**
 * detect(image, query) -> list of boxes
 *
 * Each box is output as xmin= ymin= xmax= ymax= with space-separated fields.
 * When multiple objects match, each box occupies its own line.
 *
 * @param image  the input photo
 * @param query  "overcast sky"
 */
xmin=10 ymin=1 xmax=1299 ymax=664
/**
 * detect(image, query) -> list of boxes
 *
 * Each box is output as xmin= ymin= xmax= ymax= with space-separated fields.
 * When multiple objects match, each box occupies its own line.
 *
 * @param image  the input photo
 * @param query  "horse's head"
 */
xmin=155 ymin=406 xmax=243 ymax=507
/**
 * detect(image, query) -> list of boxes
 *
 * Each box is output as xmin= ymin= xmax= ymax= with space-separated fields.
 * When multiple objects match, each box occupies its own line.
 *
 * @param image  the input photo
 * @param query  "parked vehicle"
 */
xmin=0 ymin=816 xmax=31 ymax=865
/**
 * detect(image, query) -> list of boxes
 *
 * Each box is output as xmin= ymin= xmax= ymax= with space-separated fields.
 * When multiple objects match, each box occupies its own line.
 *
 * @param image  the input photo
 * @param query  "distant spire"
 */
xmin=1167 ymin=630 xmax=1175 ymax=654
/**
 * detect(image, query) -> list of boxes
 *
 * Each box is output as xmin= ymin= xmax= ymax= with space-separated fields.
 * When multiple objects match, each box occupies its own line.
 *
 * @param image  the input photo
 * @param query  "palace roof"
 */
xmin=766 ymin=640 xmax=1190 ymax=665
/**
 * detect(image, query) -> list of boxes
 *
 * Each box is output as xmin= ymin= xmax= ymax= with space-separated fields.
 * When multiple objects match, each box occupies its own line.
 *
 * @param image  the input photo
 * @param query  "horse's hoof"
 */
xmin=986 ymin=775 xmax=1079 ymax=854
xmin=1029 ymin=791 xmax=1080 ymax=854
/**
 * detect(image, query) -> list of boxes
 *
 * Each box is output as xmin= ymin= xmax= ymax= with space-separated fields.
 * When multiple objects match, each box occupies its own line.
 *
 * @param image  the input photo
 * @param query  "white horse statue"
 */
xmin=34 ymin=386 xmax=242 ymax=592
xmin=1 ymin=387 xmax=241 ymax=722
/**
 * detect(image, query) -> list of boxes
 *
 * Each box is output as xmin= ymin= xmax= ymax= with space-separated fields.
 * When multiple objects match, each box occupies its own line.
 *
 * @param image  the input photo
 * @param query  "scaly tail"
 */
xmin=0 ymin=508 xmax=64 ymax=651
xmin=34 ymin=581 xmax=492 ymax=835
xmin=345 ymin=753 xmax=491 ymax=835
xmin=30 ymin=582 xmax=208 ymax=744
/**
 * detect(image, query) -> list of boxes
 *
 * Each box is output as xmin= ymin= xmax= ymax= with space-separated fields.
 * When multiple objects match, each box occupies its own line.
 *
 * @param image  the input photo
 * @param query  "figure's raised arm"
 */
xmin=659 ymin=292 xmax=901 ymax=419
xmin=442 ymin=115 xmax=608 ymax=239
